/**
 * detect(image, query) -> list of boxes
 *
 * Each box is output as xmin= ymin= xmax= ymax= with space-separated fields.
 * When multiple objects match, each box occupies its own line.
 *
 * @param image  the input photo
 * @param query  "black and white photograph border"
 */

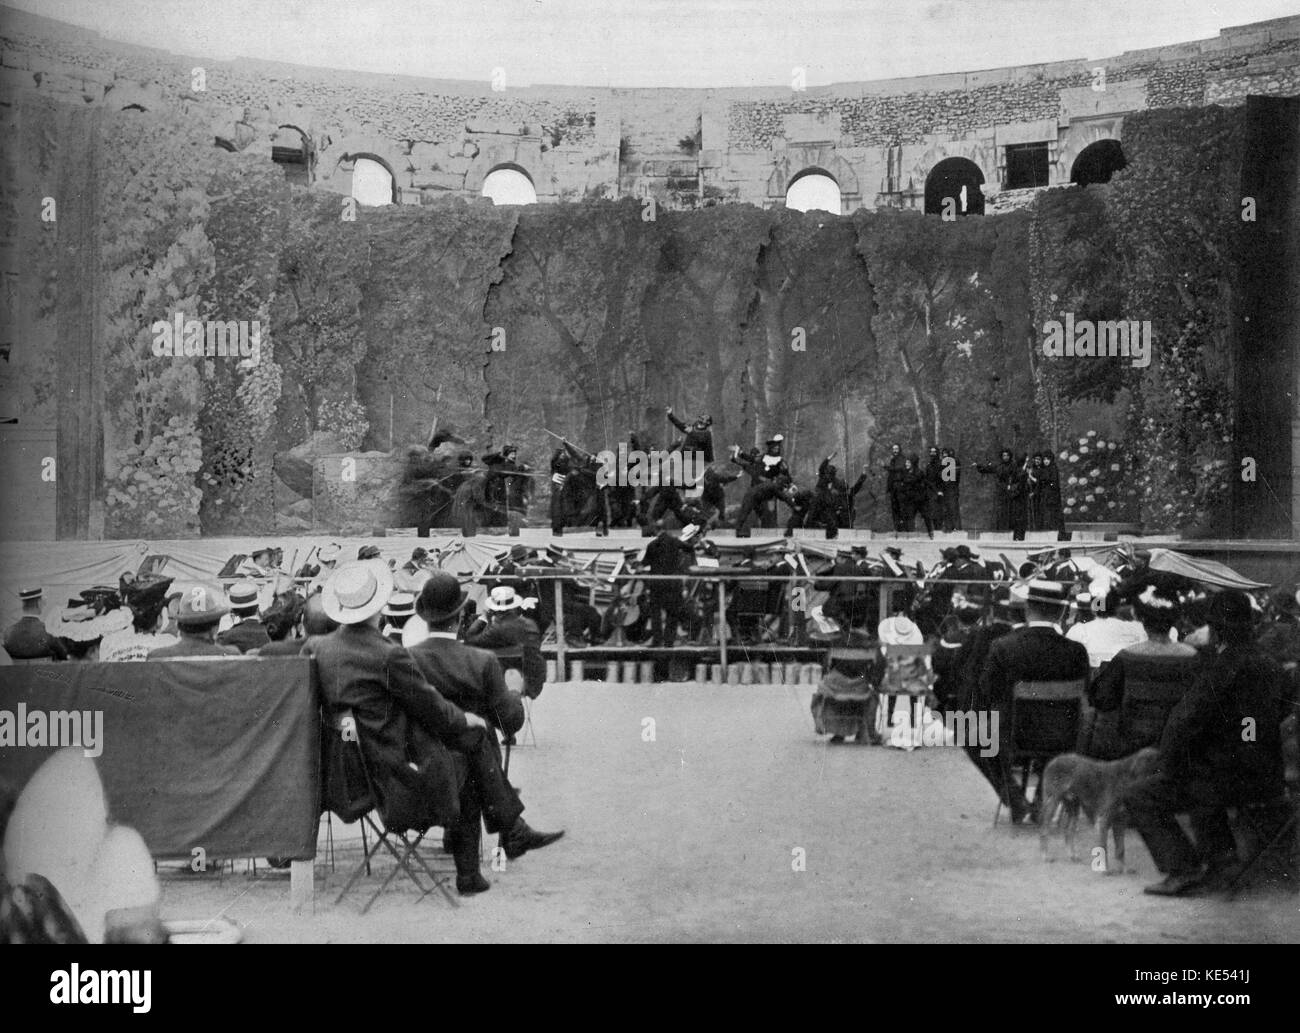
xmin=0 ymin=0 xmax=1297 ymax=959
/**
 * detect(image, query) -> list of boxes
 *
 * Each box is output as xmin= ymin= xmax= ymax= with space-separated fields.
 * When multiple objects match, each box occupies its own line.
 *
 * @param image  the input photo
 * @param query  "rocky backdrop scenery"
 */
xmin=0 ymin=5 xmax=1293 ymax=539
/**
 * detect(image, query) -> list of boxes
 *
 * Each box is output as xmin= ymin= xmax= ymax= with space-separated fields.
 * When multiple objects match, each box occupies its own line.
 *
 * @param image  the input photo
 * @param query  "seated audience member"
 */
xmin=253 ymin=594 xmax=307 ymax=656
xmin=811 ymin=627 xmax=884 ymax=745
xmin=464 ymin=587 xmax=541 ymax=652
xmin=44 ymin=595 xmax=132 ymax=662
xmin=99 ymin=575 xmax=180 ymax=662
xmin=876 ymin=585 xmax=921 ymax=647
xmin=1090 ymin=584 xmax=1197 ymax=713
xmin=971 ymin=581 xmax=1089 ymax=824
xmin=306 ymin=542 xmax=343 ymax=593
xmin=1065 ymin=590 xmax=1146 ymax=670
xmin=150 ymin=585 xmax=242 ymax=659
xmin=407 ymin=575 xmax=525 ymax=754
xmin=3 ymin=588 xmax=67 ymax=662
xmin=1124 ymin=590 xmax=1288 ymax=896
xmin=217 ymin=583 xmax=270 ymax=653
xmin=306 ymin=563 xmax=563 ymax=895
xmin=1258 ymin=587 xmax=1300 ymax=667
xmin=380 ymin=592 xmax=416 ymax=645
xmin=933 ymin=592 xmax=982 ymax=713
xmin=302 ymin=592 xmax=339 ymax=638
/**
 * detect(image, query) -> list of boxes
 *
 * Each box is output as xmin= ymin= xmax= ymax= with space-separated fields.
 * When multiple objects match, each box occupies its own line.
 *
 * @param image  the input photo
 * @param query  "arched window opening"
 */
xmin=481 ymin=166 xmax=537 ymax=205
xmin=785 ymin=171 xmax=841 ymax=214
xmin=350 ymin=157 xmax=395 ymax=207
xmin=1070 ymin=139 xmax=1127 ymax=186
xmin=272 ymin=126 xmax=310 ymax=186
xmin=924 ymin=157 xmax=985 ymax=216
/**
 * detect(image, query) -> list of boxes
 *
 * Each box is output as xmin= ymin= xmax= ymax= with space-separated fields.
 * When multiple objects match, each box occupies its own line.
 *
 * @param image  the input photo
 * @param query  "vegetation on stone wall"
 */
xmin=97 ymin=109 xmax=218 ymax=537
xmin=1107 ymin=107 xmax=1244 ymax=534
xmin=10 ymin=99 xmax=1241 ymax=536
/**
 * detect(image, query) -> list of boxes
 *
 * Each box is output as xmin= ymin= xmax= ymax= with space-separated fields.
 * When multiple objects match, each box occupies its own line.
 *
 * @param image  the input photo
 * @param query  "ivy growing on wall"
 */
xmin=97 ymin=108 xmax=218 ymax=537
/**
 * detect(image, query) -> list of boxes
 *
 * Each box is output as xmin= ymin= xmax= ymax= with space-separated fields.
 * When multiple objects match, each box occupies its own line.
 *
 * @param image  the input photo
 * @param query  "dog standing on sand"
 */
xmin=1038 ymin=747 xmax=1161 ymax=873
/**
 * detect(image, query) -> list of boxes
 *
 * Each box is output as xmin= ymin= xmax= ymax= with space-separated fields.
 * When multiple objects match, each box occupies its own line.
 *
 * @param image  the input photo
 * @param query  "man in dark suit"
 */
xmin=642 ymin=524 xmax=701 ymax=646
xmin=3 ymin=588 xmax=67 ymax=661
xmin=1125 ymin=590 xmax=1288 ymax=896
xmin=408 ymin=574 xmax=525 ymax=754
xmin=463 ymin=587 xmax=542 ymax=656
xmin=972 ymin=581 xmax=1088 ymax=822
xmin=217 ymin=582 xmax=270 ymax=653
xmin=307 ymin=562 xmax=562 ymax=895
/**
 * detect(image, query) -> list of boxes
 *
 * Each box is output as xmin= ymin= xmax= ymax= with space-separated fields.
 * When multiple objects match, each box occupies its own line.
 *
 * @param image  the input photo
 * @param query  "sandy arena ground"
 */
xmin=156 ymin=681 xmax=1299 ymax=943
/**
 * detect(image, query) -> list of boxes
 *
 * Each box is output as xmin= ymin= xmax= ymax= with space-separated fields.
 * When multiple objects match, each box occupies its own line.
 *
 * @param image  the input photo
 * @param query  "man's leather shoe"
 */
xmin=1143 ymin=867 xmax=1207 ymax=896
xmin=1190 ymin=859 xmax=1244 ymax=895
xmin=503 ymin=820 xmax=565 ymax=860
xmin=456 ymin=873 xmax=490 ymax=895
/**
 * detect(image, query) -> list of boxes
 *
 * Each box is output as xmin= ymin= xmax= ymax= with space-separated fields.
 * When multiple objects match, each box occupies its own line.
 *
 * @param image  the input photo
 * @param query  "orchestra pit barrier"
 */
xmin=466 ymin=571 xmax=976 ymax=685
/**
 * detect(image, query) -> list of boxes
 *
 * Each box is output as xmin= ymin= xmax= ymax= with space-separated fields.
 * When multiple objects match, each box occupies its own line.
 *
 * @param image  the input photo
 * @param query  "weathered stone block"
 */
xmin=412 ymin=170 xmax=465 ymax=190
xmin=1 ymin=50 xmax=29 ymax=71
xmin=0 ymin=67 xmax=38 ymax=94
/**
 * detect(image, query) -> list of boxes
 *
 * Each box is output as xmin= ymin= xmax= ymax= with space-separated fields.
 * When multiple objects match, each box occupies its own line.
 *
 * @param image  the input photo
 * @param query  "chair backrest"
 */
xmin=1119 ymin=674 xmax=1188 ymax=753
xmin=496 ymin=644 xmax=546 ymax=699
xmin=320 ymin=706 xmax=377 ymax=823
xmin=1011 ymin=678 xmax=1086 ymax=759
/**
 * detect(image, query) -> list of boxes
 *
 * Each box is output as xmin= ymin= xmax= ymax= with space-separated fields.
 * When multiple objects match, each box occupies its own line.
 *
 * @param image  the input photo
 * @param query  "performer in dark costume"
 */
xmin=897 ymin=455 xmax=933 ymax=536
xmin=925 ymin=446 xmax=946 ymax=533
xmin=976 ymin=448 xmax=1026 ymax=537
xmin=781 ymin=484 xmax=814 ymax=537
xmin=499 ymin=444 xmax=531 ymax=518
xmin=1026 ymin=452 xmax=1045 ymax=531
xmin=940 ymin=447 xmax=962 ymax=531
xmin=643 ymin=525 xmax=702 ymax=646
xmin=665 ymin=408 xmax=714 ymax=463
xmin=810 ymin=456 xmax=851 ymax=538
xmin=731 ymin=435 xmax=790 ymax=537
xmin=882 ymin=443 xmax=907 ymax=532
xmin=1039 ymin=451 xmax=1064 ymax=536
xmin=548 ymin=447 xmax=572 ymax=535
xmin=698 ymin=464 xmax=740 ymax=529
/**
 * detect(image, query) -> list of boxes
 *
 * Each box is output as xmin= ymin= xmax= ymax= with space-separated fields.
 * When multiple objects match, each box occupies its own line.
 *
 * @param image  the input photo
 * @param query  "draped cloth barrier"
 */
xmin=0 ymin=532 xmax=1120 ymax=628
xmin=0 ymin=658 xmax=319 ymax=863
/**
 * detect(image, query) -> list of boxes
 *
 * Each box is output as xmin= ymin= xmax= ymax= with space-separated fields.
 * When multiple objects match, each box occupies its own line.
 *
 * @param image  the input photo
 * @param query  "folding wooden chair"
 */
xmin=1116 ymin=669 xmax=1189 ymax=755
xmin=994 ymin=678 xmax=1086 ymax=825
xmin=876 ymin=642 xmax=936 ymax=748
xmin=322 ymin=709 xmax=458 ymax=913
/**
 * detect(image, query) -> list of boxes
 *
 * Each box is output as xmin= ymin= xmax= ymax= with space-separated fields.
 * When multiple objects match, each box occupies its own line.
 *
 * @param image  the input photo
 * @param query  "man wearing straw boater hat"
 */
xmin=307 ymin=561 xmax=564 ymax=895
xmin=462 ymin=586 xmax=542 ymax=677
xmin=217 ymin=582 xmax=270 ymax=654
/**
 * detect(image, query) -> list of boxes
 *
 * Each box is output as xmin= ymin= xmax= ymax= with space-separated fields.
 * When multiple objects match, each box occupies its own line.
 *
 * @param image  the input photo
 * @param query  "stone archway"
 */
xmin=480 ymin=163 xmax=538 ymax=205
xmin=924 ymin=157 xmax=985 ymax=216
xmin=785 ymin=169 xmax=842 ymax=213
xmin=1070 ymin=138 xmax=1127 ymax=186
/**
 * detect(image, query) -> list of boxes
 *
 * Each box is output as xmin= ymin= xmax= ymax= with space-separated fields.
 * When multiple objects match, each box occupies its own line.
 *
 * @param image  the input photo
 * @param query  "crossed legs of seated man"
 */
xmin=1123 ymin=775 xmax=1242 ymax=896
xmin=440 ymin=723 xmax=563 ymax=894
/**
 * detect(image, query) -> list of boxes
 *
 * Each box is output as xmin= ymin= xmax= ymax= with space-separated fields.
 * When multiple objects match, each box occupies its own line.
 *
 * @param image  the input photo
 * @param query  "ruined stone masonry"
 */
xmin=0 ymin=5 xmax=1297 ymax=214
